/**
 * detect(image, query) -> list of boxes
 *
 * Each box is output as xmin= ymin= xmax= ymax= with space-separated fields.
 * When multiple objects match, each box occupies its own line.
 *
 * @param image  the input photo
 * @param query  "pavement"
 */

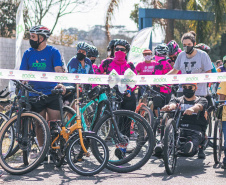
xmin=1 ymin=147 xmax=226 ymax=185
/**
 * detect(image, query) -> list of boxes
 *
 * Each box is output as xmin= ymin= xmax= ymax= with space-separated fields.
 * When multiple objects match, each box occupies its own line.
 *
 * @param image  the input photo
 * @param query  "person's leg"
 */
xmin=46 ymin=108 xmax=61 ymax=120
xmin=222 ymin=121 xmax=226 ymax=165
xmin=36 ymin=109 xmax=47 ymax=147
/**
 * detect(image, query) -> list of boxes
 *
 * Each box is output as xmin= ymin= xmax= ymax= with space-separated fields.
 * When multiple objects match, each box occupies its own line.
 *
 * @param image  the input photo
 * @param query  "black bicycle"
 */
xmin=0 ymin=80 xmax=50 ymax=175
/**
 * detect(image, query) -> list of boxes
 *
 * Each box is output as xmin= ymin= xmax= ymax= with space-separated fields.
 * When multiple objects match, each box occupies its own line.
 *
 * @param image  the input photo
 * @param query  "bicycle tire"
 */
xmin=213 ymin=119 xmax=223 ymax=164
xmin=138 ymin=105 xmax=155 ymax=128
xmin=66 ymin=132 xmax=109 ymax=176
xmin=0 ymin=111 xmax=50 ymax=175
xmin=163 ymin=118 xmax=177 ymax=175
xmin=93 ymin=110 xmax=154 ymax=173
xmin=62 ymin=106 xmax=77 ymax=127
xmin=207 ymin=109 xmax=214 ymax=148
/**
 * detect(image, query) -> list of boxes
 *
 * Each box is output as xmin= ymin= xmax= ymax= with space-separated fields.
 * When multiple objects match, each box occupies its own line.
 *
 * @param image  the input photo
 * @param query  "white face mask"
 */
xmin=107 ymin=51 xmax=111 ymax=57
xmin=144 ymin=55 xmax=152 ymax=61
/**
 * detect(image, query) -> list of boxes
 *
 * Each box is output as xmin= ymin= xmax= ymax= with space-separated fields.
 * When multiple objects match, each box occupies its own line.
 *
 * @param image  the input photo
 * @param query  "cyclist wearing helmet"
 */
xmin=167 ymin=31 xmax=213 ymax=97
xmin=216 ymin=60 xmax=223 ymax=68
xmin=152 ymin=43 xmax=172 ymax=115
xmin=67 ymin=42 xmax=94 ymax=74
xmin=87 ymin=45 xmax=99 ymax=73
xmin=96 ymin=39 xmax=137 ymax=137
xmin=20 ymin=25 xmax=65 ymax=150
xmin=167 ymin=40 xmax=182 ymax=71
xmin=107 ymin=39 xmax=120 ymax=58
xmin=194 ymin=43 xmax=217 ymax=73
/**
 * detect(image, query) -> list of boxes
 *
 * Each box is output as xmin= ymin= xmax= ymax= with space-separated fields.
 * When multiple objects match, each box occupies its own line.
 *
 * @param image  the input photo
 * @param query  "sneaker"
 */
xmin=115 ymin=148 xmax=125 ymax=160
xmin=198 ymin=148 xmax=206 ymax=159
xmin=221 ymin=163 xmax=226 ymax=169
xmin=153 ymin=143 xmax=163 ymax=157
xmin=184 ymin=141 xmax=193 ymax=154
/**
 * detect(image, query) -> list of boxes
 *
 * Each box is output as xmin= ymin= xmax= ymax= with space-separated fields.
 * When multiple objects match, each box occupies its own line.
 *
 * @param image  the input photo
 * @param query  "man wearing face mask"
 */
xmin=136 ymin=49 xmax=157 ymax=100
xmin=86 ymin=45 xmax=99 ymax=73
xmin=20 ymin=25 xmax=65 ymax=152
xmin=156 ymin=83 xmax=208 ymax=158
xmin=217 ymin=56 xmax=226 ymax=73
xmin=166 ymin=31 xmax=213 ymax=97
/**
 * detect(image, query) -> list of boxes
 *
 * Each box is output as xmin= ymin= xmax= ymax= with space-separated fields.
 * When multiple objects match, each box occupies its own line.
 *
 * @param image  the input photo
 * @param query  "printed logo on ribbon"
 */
xmin=88 ymin=76 xmax=101 ymax=82
xmin=153 ymin=77 xmax=167 ymax=83
xmin=217 ymin=75 xmax=226 ymax=81
xmin=8 ymin=71 xmax=14 ymax=77
xmin=41 ymin=73 xmax=48 ymax=79
xmin=55 ymin=75 xmax=68 ymax=81
xmin=140 ymin=76 xmax=146 ymax=82
xmin=22 ymin=73 xmax=35 ymax=79
xmin=74 ymin=75 xmax=80 ymax=81
xmin=204 ymin=74 xmax=210 ymax=80
xmin=0 ymin=72 xmax=2 ymax=76
xmin=185 ymin=76 xmax=198 ymax=82
xmin=172 ymin=76 xmax=179 ymax=82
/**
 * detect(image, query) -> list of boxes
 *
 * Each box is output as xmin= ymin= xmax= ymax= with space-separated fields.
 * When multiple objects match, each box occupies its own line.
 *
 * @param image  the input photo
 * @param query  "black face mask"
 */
xmin=77 ymin=53 xmax=86 ymax=61
xmin=29 ymin=35 xmax=45 ymax=49
xmin=30 ymin=39 xmax=40 ymax=49
xmin=183 ymin=46 xmax=194 ymax=54
xmin=183 ymin=88 xmax=195 ymax=98
xmin=91 ymin=59 xmax=95 ymax=64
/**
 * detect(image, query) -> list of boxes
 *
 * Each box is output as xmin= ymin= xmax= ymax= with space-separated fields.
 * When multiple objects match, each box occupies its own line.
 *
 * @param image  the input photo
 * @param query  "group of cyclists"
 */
xmin=2 ymin=24 xmax=225 ymax=175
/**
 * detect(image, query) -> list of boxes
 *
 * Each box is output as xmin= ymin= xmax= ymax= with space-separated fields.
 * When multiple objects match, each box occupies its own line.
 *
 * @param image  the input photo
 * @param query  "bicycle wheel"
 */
xmin=137 ymin=105 xmax=154 ymax=128
xmin=163 ymin=118 xmax=177 ymax=175
xmin=66 ymin=132 xmax=109 ymax=176
xmin=213 ymin=119 xmax=223 ymax=164
xmin=207 ymin=109 xmax=215 ymax=148
xmin=0 ymin=111 xmax=50 ymax=175
xmin=93 ymin=110 xmax=154 ymax=173
xmin=63 ymin=106 xmax=77 ymax=127
xmin=0 ymin=113 xmax=13 ymax=158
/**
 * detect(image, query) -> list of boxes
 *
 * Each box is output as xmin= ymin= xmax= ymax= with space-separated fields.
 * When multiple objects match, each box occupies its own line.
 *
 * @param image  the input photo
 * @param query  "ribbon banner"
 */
xmin=1 ymin=69 xmax=226 ymax=86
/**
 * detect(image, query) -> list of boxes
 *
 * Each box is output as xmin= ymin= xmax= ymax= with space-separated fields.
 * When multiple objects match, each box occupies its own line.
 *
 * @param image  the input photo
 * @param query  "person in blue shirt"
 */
xmin=20 ymin=25 xmax=65 ymax=150
xmin=67 ymin=42 xmax=94 ymax=75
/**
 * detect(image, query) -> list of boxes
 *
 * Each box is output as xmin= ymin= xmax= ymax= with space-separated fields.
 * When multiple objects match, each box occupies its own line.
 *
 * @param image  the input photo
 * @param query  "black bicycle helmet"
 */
xmin=114 ymin=39 xmax=130 ymax=53
xmin=167 ymin=40 xmax=179 ymax=56
xmin=29 ymin=25 xmax=51 ymax=38
xmin=87 ymin=45 xmax=99 ymax=58
xmin=194 ymin=43 xmax=211 ymax=54
xmin=154 ymin=43 xmax=169 ymax=56
xmin=77 ymin=42 xmax=90 ymax=52
xmin=107 ymin=39 xmax=120 ymax=51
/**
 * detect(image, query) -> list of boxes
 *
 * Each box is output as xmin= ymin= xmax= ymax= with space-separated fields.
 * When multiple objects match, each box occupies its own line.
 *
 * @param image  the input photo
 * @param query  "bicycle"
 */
xmin=0 ymin=80 xmax=50 ymax=175
xmin=50 ymin=85 xmax=109 ymax=176
xmin=213 ymin=100 xmax=225 ymax=164
xmin=63 ymin=85 xmax=155 ymax=173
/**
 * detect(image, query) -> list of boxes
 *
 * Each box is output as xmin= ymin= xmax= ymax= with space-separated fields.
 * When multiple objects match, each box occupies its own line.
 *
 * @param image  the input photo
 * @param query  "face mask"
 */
xmin=107 ymin=51 xmax=111 ymax=57
xmin=183 ymin=46 xmax=194 ymax=54
xmin=115 ymin=51 xmax=126 ymax=60
xmin=30 ymin=39 xmax=40 ymax=49
xmin=77 ymin=53 xmax=86 ymax=61
xmin=144 ymin=55 xmax=152 ymax=61
xmin=91 ymin=59 xmax=95 ymax=64
xmin=183 ymin=88 xmax=195 ymax=98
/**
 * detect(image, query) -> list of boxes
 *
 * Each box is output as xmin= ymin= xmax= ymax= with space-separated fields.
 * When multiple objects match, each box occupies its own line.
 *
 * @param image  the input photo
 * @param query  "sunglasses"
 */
xmin=115 ymin=47 xmax=126 ymax=52
xmin=182 ymin=85 xmax=194 ymax=90
xmin=143 ymin=53 xmax=152 ymax=56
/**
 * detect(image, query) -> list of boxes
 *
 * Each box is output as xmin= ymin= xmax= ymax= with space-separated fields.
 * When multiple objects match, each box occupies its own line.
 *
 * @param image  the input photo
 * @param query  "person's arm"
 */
xmin=55 ymin=66 xmax=64 ymax=72
xmin=166 ymin=68 xmax=179 ymax=75
xmin=161 ymin=103 xmax=177 ymax=111
xmin=219 ymin=94 xmax=226 ymax=100
xmin=184 ymin=98 xmax=207 ymax=115
xmin=205 ymin=70 xmax=211 ymax=73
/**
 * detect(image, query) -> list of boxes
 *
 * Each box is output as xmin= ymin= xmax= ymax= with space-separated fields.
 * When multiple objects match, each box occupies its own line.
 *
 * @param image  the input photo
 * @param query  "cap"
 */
xmin=142 ymin=49 xmax=152 ymax=54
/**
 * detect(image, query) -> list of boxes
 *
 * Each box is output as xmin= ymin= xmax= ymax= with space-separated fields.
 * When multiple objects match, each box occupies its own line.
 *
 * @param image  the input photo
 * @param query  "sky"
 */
xmin=43 ymin=0 xmax=164 ymax=42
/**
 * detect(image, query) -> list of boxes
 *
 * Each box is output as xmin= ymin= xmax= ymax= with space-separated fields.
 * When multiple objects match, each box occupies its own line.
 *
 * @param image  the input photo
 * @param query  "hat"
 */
xmin=142 ymin=49 xmax=152 ymax=54
xmin=182 ymin=83 xmax=197 ymax=87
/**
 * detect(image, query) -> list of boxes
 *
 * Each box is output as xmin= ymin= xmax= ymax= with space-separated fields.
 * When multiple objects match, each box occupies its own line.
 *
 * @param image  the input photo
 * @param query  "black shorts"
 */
xmin=30 ymin=94 xmax=60 ymax=113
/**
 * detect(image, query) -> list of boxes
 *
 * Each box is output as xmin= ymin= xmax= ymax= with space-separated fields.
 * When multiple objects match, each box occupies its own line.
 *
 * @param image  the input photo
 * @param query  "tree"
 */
xmin=0 ymin=0 xmax=29 ymax=37
xmin=24 ymin=0 xmax=98 ymax=34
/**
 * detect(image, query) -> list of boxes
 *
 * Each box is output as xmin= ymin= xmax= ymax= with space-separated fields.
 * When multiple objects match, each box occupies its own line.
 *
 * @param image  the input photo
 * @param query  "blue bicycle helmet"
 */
xmin=77 ymin=42 xmax=90 ymax=52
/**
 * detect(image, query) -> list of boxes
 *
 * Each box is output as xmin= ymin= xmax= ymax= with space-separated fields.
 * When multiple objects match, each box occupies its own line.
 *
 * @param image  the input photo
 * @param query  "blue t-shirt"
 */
xmin=20 ymin=45 xmax=62 ymax=96
xmin=67 ymin=56 xmax=94 ymax=74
